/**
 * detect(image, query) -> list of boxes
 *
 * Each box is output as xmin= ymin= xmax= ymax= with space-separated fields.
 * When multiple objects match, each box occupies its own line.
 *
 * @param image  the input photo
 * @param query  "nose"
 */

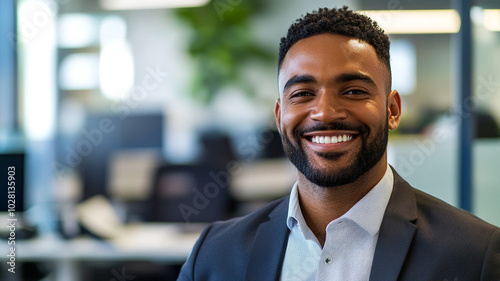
xmin=309 ymin=91 xmax=347 ymax=123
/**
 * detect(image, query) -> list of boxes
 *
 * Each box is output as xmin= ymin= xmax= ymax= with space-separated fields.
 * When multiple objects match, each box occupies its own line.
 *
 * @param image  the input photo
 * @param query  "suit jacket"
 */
xmin=178 ymin=170 xmax=500 ymax=281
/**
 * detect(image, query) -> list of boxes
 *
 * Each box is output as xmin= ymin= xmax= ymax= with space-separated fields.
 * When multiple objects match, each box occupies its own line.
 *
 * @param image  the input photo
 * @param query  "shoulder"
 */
xmin=395 ymin=170 xmax=499 ymax=257
xmin=208 ymin=196 xmax=289 ymax=236
xmin=412 ymin=185 xmax=499 ymax=236
xmin=388 ymin=171 xmax=500 ymax=279
xmin=392 ymin=168 xmax=498 ymax=236
xmin=178 ymin=197 xmax=289 ymax=280
xmin=411 ymin=186 xmax=500 ymax=268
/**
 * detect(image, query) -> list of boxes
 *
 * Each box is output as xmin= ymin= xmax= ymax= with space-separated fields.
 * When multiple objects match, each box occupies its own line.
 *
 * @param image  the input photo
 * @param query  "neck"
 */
xmin=297 ymin=161 xmax=388 ymax=247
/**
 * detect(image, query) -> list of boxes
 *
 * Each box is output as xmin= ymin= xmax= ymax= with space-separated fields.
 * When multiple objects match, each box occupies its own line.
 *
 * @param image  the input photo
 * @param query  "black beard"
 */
xmin=280 ymin=118 xmax=388 ymax=188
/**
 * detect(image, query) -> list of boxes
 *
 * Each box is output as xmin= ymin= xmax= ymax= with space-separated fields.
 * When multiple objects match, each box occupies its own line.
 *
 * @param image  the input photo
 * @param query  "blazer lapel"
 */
xmin=369 ymin=169 xmax=418 ymax=281
xmin=245 ymin=197 xmax=290 ymax=281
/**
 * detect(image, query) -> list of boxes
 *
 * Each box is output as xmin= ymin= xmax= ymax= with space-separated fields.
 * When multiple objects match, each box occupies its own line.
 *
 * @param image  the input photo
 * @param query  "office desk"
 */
xmin=0 ymin=223 xmax=202 ymax=281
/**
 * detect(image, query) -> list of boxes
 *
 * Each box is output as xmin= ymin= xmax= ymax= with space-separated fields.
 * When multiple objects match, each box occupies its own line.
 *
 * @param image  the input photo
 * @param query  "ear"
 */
xmin=274 ymin=98 xmax=281 ymax=133
xmin=387 ymin=90 xmax=402 ymax=130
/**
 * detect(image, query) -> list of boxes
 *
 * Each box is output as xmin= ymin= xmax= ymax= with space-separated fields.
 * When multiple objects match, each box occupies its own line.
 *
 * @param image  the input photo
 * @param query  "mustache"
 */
xmin=293 ymin=122 xmax=368 ymax=137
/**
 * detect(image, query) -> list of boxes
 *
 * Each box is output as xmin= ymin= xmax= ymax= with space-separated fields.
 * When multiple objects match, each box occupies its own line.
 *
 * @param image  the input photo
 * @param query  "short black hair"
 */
xmin=278 ymin=6 xmax=391 ymax=79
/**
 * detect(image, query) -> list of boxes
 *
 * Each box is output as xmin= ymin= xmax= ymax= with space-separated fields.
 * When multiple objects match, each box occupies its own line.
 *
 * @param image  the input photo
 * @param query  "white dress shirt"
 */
xmin=280 ymin=166 xmax=394 ymax=281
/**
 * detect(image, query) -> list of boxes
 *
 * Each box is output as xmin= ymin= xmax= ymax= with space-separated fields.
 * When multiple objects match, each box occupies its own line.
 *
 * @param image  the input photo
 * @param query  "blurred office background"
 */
xmin=1 ymin=0 xmax=499 ymax=280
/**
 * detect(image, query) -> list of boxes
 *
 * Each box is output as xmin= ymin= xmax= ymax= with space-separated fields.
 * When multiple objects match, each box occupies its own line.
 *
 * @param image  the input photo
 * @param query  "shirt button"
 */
xmin=325 ymin=257 xmax=332 ymax=264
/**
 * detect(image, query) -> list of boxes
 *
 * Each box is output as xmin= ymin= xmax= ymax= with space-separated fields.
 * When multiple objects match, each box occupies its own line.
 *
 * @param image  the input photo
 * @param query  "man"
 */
xmin=178 ymin=6 xmax=500 ymax=281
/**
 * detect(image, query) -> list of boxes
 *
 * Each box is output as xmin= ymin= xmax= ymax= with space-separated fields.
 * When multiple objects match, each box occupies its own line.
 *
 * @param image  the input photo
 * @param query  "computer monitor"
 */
xmin=77 ymin=113 xmax=164 ymax=200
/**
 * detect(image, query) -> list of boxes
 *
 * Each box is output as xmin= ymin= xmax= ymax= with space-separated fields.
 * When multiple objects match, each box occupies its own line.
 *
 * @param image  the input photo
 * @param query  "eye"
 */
xmin=288 ymin=91 xmax=315 ymax=101
xmin=292 ymin=91 xmax=313 ymax=98
xmin=342 ymin=89 xmax=370 ymax=99
xmin=287 ymin=91 xmax=314 ymax=104
xmin=344 ymin=89 xmax=367 ymax=95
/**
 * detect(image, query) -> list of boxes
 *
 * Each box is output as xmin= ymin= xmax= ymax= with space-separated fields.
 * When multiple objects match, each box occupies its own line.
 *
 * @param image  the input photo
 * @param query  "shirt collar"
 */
xmin=286 ymin=181 xmax=300 ymax=231
xmin=286 ymin=165 xmax=394 ymax=237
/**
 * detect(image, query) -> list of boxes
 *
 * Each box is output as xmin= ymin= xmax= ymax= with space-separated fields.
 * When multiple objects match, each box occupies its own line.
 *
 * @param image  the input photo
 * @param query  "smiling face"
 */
xmin=275 ymin=34 xmax=401 ymax=188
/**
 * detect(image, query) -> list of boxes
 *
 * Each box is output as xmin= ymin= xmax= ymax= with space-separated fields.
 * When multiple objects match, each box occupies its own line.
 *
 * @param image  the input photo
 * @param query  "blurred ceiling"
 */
xmin=360 ymin=0 xmax=500 ymax=10
xmin=58 ymin=0 xmax=500 ymax=15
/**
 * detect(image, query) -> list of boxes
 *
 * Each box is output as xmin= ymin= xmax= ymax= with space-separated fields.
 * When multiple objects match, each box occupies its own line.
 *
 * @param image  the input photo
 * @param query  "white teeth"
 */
xmin=311 ymin=134 xmax=353 ymax=144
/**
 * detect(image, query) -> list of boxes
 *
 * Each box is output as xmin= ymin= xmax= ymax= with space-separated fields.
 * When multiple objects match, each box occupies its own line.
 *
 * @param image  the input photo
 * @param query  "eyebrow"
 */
xmin=282 ymin=75 xmax=316 ymax=92
xmin=282 ymin=72 xmax=377 ymax=92
xmin=335 ymin=73 xmax=377 ymax=87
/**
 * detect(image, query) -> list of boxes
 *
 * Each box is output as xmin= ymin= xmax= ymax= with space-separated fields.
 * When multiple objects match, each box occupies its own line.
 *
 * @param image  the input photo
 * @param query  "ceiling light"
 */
xmin=483 ymin=9 xmax=500 ymax=31
xmin=359 ymin=10 xmax=461 ymax=34
xmin=100 ymin=0 xmax=210 ymax=10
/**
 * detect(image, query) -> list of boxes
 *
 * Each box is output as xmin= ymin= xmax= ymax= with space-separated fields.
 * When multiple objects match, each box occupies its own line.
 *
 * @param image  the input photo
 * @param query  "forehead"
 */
xmin=278 ymin=34 xmax=388 ymax=92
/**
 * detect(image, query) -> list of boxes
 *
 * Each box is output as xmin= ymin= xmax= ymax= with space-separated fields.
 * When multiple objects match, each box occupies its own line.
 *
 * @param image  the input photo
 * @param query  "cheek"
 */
xmin=354 ymin=101 xmax=386 ymax=123
xmin=280 ymin=106 xmax=309 ymax=134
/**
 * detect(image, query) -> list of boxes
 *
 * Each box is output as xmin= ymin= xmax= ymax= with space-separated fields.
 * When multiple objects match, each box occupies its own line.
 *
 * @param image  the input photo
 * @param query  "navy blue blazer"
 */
xmin=178 ymin=170 xmax=500 ymax=281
